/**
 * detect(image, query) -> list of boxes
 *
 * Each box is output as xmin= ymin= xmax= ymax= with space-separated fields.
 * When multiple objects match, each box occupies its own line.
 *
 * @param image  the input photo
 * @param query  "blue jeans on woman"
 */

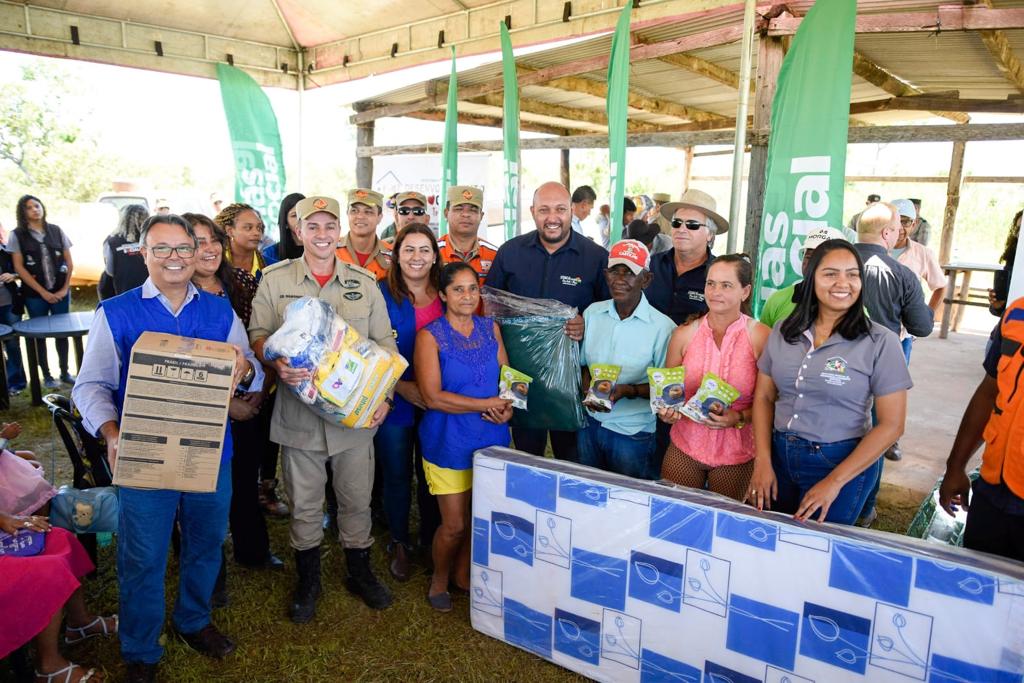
xmin=0 ymin=304 xmax=26 ymax=390
xmin=24 ymin=292 xmax=71 ymax=379
xmin=577 ymin=416 xmax=658 ymax=480
xmin=771 ymin=431 xmax=881 ymax=525
xmin=374 ymin=420 xmax=439 ymax=548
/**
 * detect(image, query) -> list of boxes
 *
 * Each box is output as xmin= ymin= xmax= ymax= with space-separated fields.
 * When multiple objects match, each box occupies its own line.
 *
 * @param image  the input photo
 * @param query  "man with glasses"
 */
xmin=892 ymin=198 xmax=945 ymax=314
xmin=578 ymin=239 xmax=675 ymax=478
xmin=73 ymin=214 xmax=263 ymax=682
xmin=251 ymin=195 xmax=398 ymax=621
xmin=437 ymin=185 xmax=497 ymax=286
xmin=381 ymin=190 xmax=430 ymax=241
xmin=485 ymin=181 xmax=609 ymax=461
xmin=646 ymin=188 xmax=726 ymax=326
xmin=336 ymin=188 xmax=393 ymax=281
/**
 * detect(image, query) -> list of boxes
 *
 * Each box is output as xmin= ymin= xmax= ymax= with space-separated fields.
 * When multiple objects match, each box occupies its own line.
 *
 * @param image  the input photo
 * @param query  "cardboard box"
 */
xmin=114 ymin=332 xmax=235 ymax=492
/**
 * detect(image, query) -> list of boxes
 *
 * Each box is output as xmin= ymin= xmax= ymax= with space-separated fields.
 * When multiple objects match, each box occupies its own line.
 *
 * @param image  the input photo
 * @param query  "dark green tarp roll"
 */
xmin=483 ymin=288 xmax=586 ymax=431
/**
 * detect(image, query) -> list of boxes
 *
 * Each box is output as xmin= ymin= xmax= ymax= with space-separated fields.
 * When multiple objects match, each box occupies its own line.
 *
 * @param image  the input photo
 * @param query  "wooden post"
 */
xmin=560 ymin=148 xmax=571 ymax=189
xmin=681 ymin=146 xmax=695 ymax=194
xmin=939 ymin=141 xmax=966 ymax=265
xmin=355 ymin=120 xmax=375 ymax=189
xmin=743 ymin=37 xmax=784 ymax=259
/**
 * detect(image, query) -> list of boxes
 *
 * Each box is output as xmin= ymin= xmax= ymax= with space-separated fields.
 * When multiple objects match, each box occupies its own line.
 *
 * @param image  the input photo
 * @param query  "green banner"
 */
xmin=606 ymin=2 xmax=632 ymax=245
xmin=216 ymin=63 xmax=286 ymax=235
xmin=500 ymin=22 xmax=520 ymax=241
xmin=755 ymin=0 xmax=856 ymax=310
xmin=439 ymin=47 xmax=458 ymax=237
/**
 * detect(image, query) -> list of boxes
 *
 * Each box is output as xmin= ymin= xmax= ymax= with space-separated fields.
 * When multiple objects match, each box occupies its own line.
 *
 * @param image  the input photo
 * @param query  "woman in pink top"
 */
xmin=657 ymin=255 xmax=770 ymax=500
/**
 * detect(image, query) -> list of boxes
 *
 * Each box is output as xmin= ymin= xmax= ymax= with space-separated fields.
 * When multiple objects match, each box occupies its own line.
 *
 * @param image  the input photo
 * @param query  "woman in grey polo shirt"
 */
xmin=748 ymin=240 xmax=912 ymax=524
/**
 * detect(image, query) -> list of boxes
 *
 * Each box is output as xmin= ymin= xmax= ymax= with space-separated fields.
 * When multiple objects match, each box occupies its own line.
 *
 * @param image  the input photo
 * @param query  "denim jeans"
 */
xmin=23 ymin=292 xmax=71 ymax=378
xmin=863 ymin=337 xmax=914 ymax=516
xmin=117 ymin=459 xmax=231 ymax=663
xmin=0 ymin=303 xmax=26 ymax=389
xmin=771 ymin=431 xmax=880 ymax=525
xmin=374 ymin=420 xmax=439 ymax=547
xmin=577 ymin=416 xmax=658 ymax=480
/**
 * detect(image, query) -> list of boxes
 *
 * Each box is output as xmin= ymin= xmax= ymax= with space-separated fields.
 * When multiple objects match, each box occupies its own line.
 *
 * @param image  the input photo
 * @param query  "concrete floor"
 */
xmin=882 ymin=306 xmax=997 ymax=505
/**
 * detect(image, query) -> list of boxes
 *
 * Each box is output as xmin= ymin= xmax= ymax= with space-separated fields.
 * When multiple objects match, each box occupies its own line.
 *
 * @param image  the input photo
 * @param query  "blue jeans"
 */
xmin=863 ymin=337 xmax=914 ymax=516
xmin=374 ymin=421 xmax=438 ymax=547
xmin=117 ymin=459 xmax=231 ymax=663
xmin=577 ymin=416 xmax=658 ymax=480
xmin=24 ymin=292 xmax=71 ymax=378
xmin=771 ymin=431 xmax=881 ymax=525
xmin=0 ymin=304 xmax=26 ymax=389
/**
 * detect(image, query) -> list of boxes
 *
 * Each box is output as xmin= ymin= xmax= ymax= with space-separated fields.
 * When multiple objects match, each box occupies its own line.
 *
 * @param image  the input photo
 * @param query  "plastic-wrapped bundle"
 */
xmin=264 ymin=297 xmax=408 ymax=428
xmin=482 ymin=286 xmax=586 ymax=431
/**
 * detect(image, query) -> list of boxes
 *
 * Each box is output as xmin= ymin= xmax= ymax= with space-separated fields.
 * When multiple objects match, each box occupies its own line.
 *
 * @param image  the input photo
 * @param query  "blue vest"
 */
xmin=380 ymin=281 xmax=417 ymax=428
xmin=100 ymin=287 xmax=236 ymax=462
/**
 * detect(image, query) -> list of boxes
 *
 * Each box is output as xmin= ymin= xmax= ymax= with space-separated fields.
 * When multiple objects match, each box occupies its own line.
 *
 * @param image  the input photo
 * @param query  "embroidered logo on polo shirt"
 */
xmin=821 ymin=356 xmax=851 ymax=387
xmin=560 ymin=275 xmax=582 ymax=287
xmin=341 ymin=279 xmax=360 ymax=289
xmin=689 ymin=291 xmax=705 ymax=302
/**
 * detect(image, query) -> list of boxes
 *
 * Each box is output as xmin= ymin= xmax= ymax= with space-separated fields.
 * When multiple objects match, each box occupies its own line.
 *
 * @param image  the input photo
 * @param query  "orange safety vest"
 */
xmin=437 ymin=237 xmax=498 ymax=287
xmin=336 ymin=237 xmax=392 ymax=281
xmin=981 ymin=296 xmax=1024 ymax=497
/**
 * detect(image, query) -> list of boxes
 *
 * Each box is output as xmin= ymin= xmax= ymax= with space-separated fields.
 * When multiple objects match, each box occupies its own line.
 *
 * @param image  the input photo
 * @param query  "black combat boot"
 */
xmin=344 ymin=547 xmax=393 ymax=610
xmin=289 ymin=547 xmax=322 ymax=623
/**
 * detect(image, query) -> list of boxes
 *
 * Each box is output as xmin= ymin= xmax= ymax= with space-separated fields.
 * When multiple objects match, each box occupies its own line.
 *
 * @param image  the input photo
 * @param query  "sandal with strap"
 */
xmin=64 ymin=615 xmax=118 ymax=645
xmin=35 ymin=663 xmax=98 ymax=683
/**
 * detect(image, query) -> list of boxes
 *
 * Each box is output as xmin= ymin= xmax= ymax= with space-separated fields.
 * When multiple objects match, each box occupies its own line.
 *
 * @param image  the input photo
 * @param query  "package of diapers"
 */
xmin=264 ymin=297 xmax=408 ymax=428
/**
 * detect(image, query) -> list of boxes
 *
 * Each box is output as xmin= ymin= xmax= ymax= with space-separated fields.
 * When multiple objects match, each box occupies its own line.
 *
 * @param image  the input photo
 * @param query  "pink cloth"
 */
xmin=897 ymin=240 xmax=945 ymax=291
xmin=414 ymin=296 xmax=443 ymax=331
xmin=0 ymin=527 xmax=94 ymax=658
xmin=670 ymin=314 xmax=758 ymax=466
xmin=0 ymin=449 xmax=56 ymax=516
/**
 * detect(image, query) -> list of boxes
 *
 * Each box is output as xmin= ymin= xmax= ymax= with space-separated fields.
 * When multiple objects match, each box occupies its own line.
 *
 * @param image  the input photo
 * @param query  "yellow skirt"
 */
xmin=422 ymin=460 xmax=473 ymax=495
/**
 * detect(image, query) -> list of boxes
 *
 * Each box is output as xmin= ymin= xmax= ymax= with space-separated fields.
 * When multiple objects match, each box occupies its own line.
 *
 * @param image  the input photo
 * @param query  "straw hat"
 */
xmin=659 ymin=188 xmax=729 ymax=234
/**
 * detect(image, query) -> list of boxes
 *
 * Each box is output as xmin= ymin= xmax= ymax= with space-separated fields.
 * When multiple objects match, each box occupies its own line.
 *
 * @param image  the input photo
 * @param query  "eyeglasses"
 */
xmin=397 ymin=207 xmax=427 ymax=216
xmin=670 ymin=219 xmax=707 ymax=231
xmin=147 ymin=245 xmax=196 ymax=259
xmin=900 ymin=218 xmax=914 ymax=226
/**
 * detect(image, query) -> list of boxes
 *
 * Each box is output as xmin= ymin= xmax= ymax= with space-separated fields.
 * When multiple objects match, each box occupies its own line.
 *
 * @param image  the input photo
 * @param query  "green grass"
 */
xmin=0 ymin=285 xmax=920 ymax=682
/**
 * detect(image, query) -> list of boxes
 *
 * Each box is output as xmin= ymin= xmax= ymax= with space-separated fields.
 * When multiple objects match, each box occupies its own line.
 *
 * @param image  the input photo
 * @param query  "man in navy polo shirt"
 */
xmin=485 ymin=181 xmax=609 ymax=461
xmin=646 ymin=188 xmax=726 ymax=325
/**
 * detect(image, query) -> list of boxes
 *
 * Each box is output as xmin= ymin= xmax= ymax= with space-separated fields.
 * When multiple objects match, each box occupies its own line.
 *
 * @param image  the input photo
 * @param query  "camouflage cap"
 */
xmin=296 ymin=196 xmax=341 ymax=220
xmin=347 ymin=188 xmax=384 ymax=210
xmin=447 ymin=185 xmax=483 ymax=209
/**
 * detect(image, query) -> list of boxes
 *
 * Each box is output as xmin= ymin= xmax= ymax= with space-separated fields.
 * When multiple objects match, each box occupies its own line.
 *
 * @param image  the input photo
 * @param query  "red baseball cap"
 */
xmin=608 ymin=239 xmax=651 ymax=275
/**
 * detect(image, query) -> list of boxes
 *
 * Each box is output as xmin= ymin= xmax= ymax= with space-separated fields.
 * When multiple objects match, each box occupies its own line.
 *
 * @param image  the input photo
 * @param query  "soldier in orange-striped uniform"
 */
xmin=436 ymin=185 xmax=496 ymax=287
xmin=336 ymin=188 xmax=392 ymax=281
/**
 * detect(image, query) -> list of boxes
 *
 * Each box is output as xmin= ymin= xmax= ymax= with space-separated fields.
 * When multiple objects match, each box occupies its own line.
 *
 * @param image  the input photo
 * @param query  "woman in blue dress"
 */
xmin=415 ymin=262 xmax=512 ymax=612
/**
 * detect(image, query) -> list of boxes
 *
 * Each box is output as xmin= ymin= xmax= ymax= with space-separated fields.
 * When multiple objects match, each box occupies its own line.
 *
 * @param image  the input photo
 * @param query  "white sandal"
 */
xmin=34 ymin=662 xmax=97 ymax=682
xmin=64 ymin=614 xmax=118 ymax=645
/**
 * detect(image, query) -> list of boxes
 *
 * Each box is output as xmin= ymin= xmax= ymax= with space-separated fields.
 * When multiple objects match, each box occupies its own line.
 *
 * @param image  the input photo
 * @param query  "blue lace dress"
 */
xmin=418 ymin=315 xmax=510 ymax=470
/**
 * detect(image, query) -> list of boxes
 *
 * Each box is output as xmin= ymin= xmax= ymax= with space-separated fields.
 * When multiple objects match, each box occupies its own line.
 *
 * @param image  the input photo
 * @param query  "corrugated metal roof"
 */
xmin=360 ymin=1 xmax=1024 ymax=133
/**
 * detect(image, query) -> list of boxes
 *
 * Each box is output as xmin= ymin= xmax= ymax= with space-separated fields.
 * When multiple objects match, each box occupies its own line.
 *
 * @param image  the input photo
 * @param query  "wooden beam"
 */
xmin=744 ymin=36 xmax=784 ymax=260
xmin=357 ymin=123 xmax=1024 ymax=157
xmin=852 ymin=52 xmax=970 ymax=123
xmin=767 ymin=7 xmax=1024 ymax=35
xmin=405 ymin=110 xmax=575 ymax=136
xmin=978 ymin=29 xmax=1024 ymax=94
xmin=560 ymin=149 xmax=571 ymax=190
xmin=355 ymin=118 xmax=374 ymax=188
xmin=682 ymin=147 xmax=695 ymax=193
xmin=350 ymin=24 xmax=744 ymax=124
xmin=467 ymin=93 xmax=662 ymax=133
xmin=849 ymin=94 xmax=1024 ymax=115
xmin=655 ymin=51 xmax=746 ymax=90
xmin=940 ymin=141 xmax=967 ymax=267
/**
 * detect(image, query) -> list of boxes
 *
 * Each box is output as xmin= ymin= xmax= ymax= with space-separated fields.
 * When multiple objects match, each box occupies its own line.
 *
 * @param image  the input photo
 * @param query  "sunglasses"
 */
xmin=397 ymin=207 xmax=427 ymax=216
xmin=670 ymin=219 xmax=707 ymax=231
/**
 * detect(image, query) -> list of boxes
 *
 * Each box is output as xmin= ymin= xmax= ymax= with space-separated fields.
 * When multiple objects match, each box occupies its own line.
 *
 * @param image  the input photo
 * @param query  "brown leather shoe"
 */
xmin=174 ymin=624 xmax=236 ymax=659
xmin=259 ymin=479 xmax=290 ymax=517
xmin=388 ymin=542 xmax=412 ymax=582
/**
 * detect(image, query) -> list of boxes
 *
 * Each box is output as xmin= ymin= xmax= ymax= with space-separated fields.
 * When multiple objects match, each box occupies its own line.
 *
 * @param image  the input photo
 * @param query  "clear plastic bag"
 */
xmin=482 ymin=287 xmax=586 ymax=431
xmin=264 ymin=297 xmax=408 ymax=429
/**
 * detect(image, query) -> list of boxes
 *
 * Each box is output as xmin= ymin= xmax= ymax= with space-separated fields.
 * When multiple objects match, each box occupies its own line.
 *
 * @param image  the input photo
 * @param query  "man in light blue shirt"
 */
xmin=570 ymin=184 xmax=596 ymax=235
xmin=579 ymin=239 xmax=676 ymax=479
xmin=73 ymin=214 xmax=262 ymax=683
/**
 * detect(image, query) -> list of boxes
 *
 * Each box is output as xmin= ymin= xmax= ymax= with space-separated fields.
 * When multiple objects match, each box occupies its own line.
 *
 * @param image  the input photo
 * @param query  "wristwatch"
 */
xmin=240 ymin=363 xmax=256 ymax=388
xmin=384 ymin=396 xmax=395 ymax=409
